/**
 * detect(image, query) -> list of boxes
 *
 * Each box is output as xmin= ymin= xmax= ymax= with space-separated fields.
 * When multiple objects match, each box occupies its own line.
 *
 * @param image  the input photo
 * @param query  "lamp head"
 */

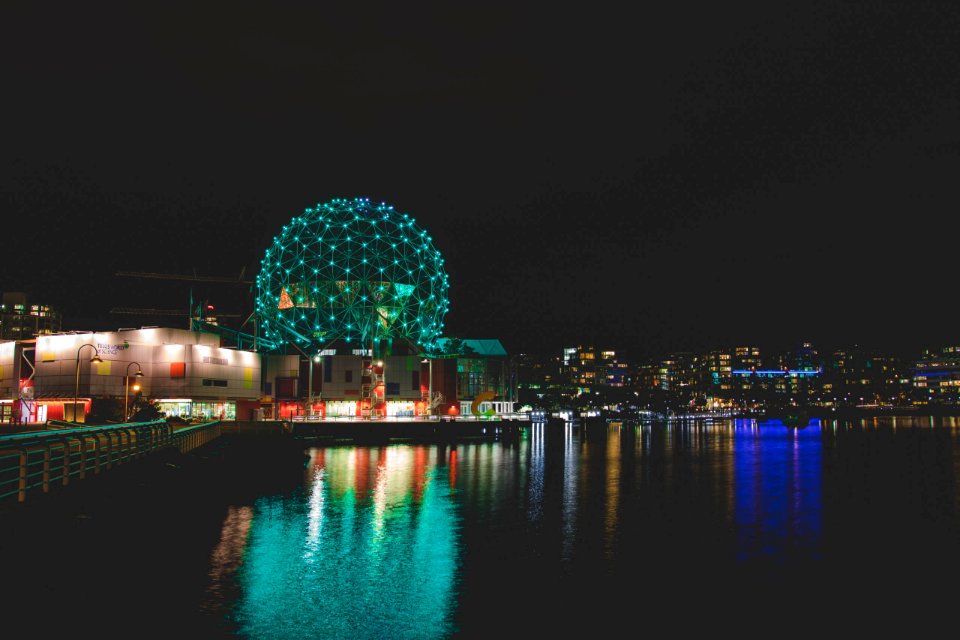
xmin=91 ymin=355 xmax=103 ymax=364
xmin=135 ymin=370 xmax=144 ymax=377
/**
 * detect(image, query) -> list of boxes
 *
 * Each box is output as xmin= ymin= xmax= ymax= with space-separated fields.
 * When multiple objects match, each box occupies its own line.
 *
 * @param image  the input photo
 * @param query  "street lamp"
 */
xmin=376 ymin=360 xmax=385 ymax=418
xmin=307 ymin=354 xmax=320 ymax=416
xmin=421 ymin=357 xmax=433 ymax=418
xmin=125 ymin=362 xmax=144 ymax=421
xmin=73 ymin=343 xmax=102 ymax=424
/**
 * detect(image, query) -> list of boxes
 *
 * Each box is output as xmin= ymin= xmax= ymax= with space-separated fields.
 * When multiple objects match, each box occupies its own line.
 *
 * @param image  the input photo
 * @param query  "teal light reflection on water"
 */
xmin=231 ymin=446 xmax=461 ymax=639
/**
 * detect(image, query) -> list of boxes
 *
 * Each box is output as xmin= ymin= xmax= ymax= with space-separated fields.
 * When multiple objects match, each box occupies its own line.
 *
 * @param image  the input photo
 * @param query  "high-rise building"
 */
xmin=733 ymin=346 xmax=761 ymax=371
xmin=1 ymin=292 xmax=62 ymax=340
xmin=913 ymin=346 xmax=960 ymax=406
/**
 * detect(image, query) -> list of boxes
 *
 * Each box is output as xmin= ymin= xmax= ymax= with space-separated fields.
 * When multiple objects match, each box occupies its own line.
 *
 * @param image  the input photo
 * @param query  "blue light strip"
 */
xmin=911 ymin=370 xmax=958 ymax=377
xmin=731 ymin=370 xmax=820 ymax=377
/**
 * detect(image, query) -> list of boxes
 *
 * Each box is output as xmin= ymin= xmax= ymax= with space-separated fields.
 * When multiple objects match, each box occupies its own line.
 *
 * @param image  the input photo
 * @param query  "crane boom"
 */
xmin=116 ymin=271 xmax=253 ymax=285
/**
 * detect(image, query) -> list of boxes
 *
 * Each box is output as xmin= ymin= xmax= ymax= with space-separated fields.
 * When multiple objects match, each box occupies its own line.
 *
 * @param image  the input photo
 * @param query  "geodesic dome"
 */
xmin=255 ymin=198 xmax=450 ymax=353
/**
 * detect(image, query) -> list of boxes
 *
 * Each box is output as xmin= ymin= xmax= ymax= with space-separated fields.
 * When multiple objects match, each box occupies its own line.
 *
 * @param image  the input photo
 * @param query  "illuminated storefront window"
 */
xmin=386 ymin=401 xmax=416 ymax=417
xmin=156 ymin=400 xmax=236 ymax=420
xmin=325 ymin=401 xmax=357 ymax=417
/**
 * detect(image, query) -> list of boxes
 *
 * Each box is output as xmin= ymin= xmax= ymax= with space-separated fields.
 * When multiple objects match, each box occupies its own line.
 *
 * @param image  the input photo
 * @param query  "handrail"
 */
xmin=0 ymin=420 xmax=169 ymax=443
xmin=0 ymin=420 xmax=222 ymax=503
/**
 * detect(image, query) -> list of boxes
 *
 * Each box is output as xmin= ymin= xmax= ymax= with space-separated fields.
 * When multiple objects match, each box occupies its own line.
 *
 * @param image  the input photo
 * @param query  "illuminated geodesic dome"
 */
xmin=255 ymin=198 xmax=450 ymax=353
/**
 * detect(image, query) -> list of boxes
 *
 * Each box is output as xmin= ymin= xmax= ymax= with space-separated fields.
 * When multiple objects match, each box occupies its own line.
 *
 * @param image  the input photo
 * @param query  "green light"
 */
xmin=256 ymin=198 xmax=449 ymax=352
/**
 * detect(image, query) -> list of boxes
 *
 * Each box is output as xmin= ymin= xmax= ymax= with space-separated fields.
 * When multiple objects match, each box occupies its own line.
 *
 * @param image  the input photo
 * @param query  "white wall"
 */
xmin=0 ymin=341 xmax=16 ymax=398
xmin=33 ymin=329 xmax=261 ymax=400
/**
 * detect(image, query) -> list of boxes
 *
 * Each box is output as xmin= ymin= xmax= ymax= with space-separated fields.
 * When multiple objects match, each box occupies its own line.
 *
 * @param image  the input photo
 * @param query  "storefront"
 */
xmin=325 ymin=400 xmax=357 ymax=417
xmin=156 ymin=399 xmax=237 ymax=421
xmin=386 ymin=400 xmax=418 ymax=417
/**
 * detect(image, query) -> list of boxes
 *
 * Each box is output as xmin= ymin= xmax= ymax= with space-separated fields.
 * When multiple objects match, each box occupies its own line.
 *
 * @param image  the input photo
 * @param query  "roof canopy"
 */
xmin=435 ymin=338 xmax=507 ymax=358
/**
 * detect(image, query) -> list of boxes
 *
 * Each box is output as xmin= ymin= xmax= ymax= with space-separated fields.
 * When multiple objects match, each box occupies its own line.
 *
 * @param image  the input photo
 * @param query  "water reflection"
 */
xmin=203 ymin=418 xmax=960 ymax=637
xmin=229 ymin=446 xmax=460 ymax=639
xmin=733 ymin=420 xmax=822 ymax=562
xmin=207 ymin=505 xmax=254 ymax=608
xmin=561 ymin=422 xmax=578 ymax=561
xmin=604 ymin=423 xmax=621 ymax=559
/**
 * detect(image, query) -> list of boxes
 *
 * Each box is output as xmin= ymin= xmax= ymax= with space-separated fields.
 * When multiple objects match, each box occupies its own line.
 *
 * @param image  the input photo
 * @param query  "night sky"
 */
xmin=3 ymin=1 xmax=958 ymax=360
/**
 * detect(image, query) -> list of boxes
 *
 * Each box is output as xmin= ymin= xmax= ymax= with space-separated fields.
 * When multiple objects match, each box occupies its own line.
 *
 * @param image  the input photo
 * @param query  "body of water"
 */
xmin=4 ymin=417 xmax=960 ymax=637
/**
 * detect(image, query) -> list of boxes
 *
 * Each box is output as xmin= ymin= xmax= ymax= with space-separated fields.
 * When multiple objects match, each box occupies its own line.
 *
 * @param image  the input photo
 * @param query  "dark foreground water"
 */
xmin=3 ymin=417 xmax=960 ymax=638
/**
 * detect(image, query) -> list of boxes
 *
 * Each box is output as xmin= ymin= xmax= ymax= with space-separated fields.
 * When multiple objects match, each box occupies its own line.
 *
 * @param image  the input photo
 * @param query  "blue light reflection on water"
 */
xmin=229 ymin=447 xmax=460 ymax=639
xmin=734 ymin=419 xmax=822 ymax=562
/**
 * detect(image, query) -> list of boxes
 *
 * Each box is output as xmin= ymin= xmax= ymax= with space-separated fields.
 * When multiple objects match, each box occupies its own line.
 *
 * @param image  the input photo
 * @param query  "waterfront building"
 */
xmin=265 ymin=343 xmax=435 ymax=420
xmin=733 ymin=346 xmax=762 ymax=370
xmin=704 ymin=350 xmax=733 ymax=390
xmin=560 ymin=345 xmax=628 ymax=389
xmin=2 ymin=199 xmax=520 ymax=426
xmin=730 ymin=367 xmax=820 ymax=409
xmin=821 ymin=346 xmax=910 ymax=407
xmin=27 ymin=327 xmax=261 ymax=423
xmin=605 ymin=359 xmax=630 ymax=387
xmin=264 ymin=336 xmax=515 ymax=420
xmin=912 ymin=346 xmax=960 ymax=406
xmin=1 ymin=292 xmax=61 ymax=340
xmin=657 ymin=353 xmax=698 ymax=391
xmin=563 ymin=345 xmax=598 ymax=387
xmin=248 ymin=198 xmax=517 ymax=420
xmin=634 ymin=361 xmax=660 ymax=391
xmin=0 ymin=339 xmax=30 ymax=423
xmin=516 ymin=353 xmax=556 ymax=397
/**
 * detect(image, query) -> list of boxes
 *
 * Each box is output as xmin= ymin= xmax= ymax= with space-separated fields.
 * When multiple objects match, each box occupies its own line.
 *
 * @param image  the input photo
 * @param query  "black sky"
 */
xmin=2 ymin=1 xmax=958 ymax=360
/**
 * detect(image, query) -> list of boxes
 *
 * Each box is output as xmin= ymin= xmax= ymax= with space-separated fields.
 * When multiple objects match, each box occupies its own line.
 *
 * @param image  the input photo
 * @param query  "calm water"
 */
xmin=5 ymin=417 xmax=960 ymax=637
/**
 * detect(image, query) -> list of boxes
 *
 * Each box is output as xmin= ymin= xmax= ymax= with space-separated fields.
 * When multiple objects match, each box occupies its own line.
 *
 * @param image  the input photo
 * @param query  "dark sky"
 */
xmin=2 ymin=1 xmax=958 ymax=360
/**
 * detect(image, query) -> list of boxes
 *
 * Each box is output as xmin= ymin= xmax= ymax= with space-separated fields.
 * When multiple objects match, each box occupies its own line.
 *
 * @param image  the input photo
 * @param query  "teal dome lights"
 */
xmin=255 ymin=198 xmax=450 ymax=354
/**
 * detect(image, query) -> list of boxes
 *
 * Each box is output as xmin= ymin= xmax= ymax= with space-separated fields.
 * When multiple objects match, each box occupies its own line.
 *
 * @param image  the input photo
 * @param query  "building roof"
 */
xmin=436 ymin=338 xmax=507 ymax=358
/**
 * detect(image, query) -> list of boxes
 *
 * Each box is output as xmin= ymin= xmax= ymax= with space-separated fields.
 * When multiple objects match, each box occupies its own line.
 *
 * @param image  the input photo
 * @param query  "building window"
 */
xmin=202 ymin=379 xmax=228 ymax=387
xmin=345 ymin=370 xmax=353 ymax=383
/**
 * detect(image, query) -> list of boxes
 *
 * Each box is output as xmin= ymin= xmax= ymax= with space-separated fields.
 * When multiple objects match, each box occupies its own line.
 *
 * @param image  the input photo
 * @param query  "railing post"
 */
xmin=61 ymin=439 xmax=71 ymax=486
xmin=93 ymin=433 xmax=102 ymax=475
xmin=79 ymin=435 xmax=87 ymax=480
xmin=105 ymin=432 xmax=113 ymax=470
xmin=18 ymin=449 xmax=28 ymax=503
xmin=42 ymin=444 xmax=51 ymax=493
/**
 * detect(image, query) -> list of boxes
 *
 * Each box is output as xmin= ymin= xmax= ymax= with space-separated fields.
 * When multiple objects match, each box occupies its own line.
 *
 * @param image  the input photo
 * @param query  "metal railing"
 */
xmin=175 ymin=420 xmax=223 ymax=454
xmin=0 ymin=420 xmax=221 ymax=503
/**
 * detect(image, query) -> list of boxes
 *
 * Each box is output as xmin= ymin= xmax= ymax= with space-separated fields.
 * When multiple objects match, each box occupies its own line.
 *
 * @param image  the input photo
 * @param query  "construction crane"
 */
xmin=109 ymin=307 xmax=241 ymax=318
xmin=112 ymin=267 xmax=252 ymax=330
xmin=115 ymin=267 xmax=252 ymax=285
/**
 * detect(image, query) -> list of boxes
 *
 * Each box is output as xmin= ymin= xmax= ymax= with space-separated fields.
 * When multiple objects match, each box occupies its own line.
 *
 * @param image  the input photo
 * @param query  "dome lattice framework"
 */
xmin=255 ymin=198 xmax=450 ymax=353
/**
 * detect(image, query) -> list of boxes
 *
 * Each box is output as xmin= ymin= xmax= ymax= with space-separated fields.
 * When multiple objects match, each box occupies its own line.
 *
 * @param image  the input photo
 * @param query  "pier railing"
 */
xmin=0 ymin=420 xmax=221 ymax=504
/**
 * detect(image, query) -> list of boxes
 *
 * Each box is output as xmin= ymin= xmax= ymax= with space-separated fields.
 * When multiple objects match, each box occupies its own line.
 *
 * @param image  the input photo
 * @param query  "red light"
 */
xmin=206 ymin=304 xmax=215 ymax=310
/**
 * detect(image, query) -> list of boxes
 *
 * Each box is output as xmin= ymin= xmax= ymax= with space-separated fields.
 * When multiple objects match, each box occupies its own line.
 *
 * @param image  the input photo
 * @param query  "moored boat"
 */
xmin=765 ymin=408 xmax=810 ymax=428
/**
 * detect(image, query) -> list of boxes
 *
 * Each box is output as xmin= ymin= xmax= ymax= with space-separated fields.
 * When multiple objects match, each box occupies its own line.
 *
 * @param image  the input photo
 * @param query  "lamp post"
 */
xmin=377 ymin=360 xmax=385 ymax=418
xmin=307 ymin=354 xmax=320 ymax=416
xmin=125 ymin=362 xmax=144 ymax=421
xmin=421 ymin=357 xmax=433 ymax=418
xmin=73 ymin=343 xmax=102 ymax=424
